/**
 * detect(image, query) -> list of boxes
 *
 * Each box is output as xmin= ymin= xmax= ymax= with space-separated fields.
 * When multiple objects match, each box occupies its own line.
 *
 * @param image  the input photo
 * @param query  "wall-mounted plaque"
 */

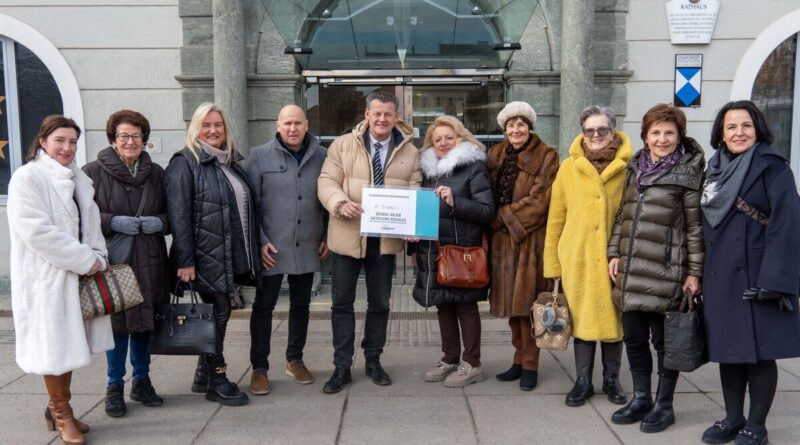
xmin=675 ymin=54 xmax=703 ymax=108
xmin=665 ymin=0 xmax=720 ymax=44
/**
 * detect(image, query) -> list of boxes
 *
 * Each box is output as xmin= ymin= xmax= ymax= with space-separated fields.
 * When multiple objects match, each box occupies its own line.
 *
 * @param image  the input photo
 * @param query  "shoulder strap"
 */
xmin=135 ymin=183 xmax=149 ymax=217
xmin=735 ymin=196 xmax=769 ymax=226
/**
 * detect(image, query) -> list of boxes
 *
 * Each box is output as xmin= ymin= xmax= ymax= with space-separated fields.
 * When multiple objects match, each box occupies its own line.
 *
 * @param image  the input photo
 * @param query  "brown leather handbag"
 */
xmin=436 ymin=218 xmax=489 ymax=289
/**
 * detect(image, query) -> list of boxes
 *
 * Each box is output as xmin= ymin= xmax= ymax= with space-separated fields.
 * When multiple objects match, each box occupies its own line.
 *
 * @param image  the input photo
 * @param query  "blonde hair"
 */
xmin=422 ymin=115 xmax=485 ymax=151
xmin=184 ymin=102 xmax=236 ymax=162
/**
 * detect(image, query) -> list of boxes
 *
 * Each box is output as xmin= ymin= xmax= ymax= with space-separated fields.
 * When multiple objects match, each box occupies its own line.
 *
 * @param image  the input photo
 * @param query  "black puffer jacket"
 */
xmin=607 ymin=138 xmax=705 ymax=313
xmin=412 ymin=142 xmax=495 ymax=307
xmin=165 ymin=146 xmax=259 ymax=294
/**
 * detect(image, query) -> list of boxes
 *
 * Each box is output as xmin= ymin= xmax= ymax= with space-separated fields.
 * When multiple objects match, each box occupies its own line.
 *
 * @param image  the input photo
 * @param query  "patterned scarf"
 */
xmin=636 ymin=144 xmax=685 ymax=190
xmin=494 ymin=140 xmax=527 ymax=206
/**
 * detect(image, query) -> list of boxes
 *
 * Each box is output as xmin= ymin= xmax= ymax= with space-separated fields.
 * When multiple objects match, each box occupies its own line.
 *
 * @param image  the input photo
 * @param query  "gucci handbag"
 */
xmin=664 ymin=293 xmax=708 ymax=372
xmin=437 ymin=220 xmax=489 ymax=289
xmin=79 ymin=263 xmax=144 ymax=320
xmin=531 ymin=278 xmax=572 ymax=351
xmin=149 ymin=283 xmax=217 ymax=355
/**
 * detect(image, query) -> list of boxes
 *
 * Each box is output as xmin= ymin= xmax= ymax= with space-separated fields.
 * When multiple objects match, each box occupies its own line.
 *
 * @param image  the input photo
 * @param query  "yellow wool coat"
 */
xmin=543 ymin=131 xmax=632 ymax=342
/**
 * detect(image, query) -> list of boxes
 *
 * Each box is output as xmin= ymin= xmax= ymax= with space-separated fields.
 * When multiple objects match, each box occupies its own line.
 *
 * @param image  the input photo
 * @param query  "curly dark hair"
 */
xmin=710 ymin=100 xmax=773 ymax=149
xmin=105 ymin=109 xmax=151 ymax=144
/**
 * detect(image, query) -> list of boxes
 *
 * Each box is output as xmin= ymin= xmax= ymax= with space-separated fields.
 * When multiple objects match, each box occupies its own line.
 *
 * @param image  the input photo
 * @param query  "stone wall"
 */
xmin=177 ymin=0 xmax=303 ymax=149
xmin=507 ymin=0 xmax=631 ymax=154
xmin=178 ymin=1 xmax=629 ymax=156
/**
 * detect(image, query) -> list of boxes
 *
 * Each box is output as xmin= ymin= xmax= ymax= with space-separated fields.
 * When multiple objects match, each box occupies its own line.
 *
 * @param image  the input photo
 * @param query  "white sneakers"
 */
xmin=425 ymin=361 xmax=486 ymax=387
xmin=443 ymin=362 xmax=486 ymax=388
xmin=424 ymin=361 xmax=458 ymax=382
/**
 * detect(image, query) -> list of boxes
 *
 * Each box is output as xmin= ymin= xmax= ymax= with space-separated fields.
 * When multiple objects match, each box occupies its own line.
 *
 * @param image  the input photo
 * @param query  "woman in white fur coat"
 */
xmin=7 ymin=115 xmax=112 ymax=445
xmin=409 ymin=116 xmax=495 ymax=388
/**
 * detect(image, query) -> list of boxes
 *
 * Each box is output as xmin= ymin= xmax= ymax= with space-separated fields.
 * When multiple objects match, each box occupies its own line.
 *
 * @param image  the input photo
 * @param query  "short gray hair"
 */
xmin=580 ymin=105 xmax=616 ymax=130
xmin=365 ymin=91 xmax=399 ymax=111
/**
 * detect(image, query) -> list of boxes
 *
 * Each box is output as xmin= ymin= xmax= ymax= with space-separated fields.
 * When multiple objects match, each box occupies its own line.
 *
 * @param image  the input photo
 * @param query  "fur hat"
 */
xmin=496 ymin=101 xmax=537 ymax=129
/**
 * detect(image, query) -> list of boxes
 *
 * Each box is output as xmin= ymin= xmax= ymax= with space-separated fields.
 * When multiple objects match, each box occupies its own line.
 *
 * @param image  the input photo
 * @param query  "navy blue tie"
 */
xmin=372 ymin=142 xmax=384 ymax=186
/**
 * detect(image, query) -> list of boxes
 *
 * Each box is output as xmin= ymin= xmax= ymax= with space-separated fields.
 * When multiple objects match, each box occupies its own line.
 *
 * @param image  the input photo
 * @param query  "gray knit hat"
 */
xmin=496 ymin=101 xmax=537 ymax=129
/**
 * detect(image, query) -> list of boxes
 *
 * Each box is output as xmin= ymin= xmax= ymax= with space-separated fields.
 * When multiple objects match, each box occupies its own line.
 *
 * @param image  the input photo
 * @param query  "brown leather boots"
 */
xmin=43 ymin=372 xmax=87 ymax=445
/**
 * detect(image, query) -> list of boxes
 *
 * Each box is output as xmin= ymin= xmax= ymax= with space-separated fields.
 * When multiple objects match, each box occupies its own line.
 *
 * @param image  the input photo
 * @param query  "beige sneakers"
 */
xmin=249 ymin=369 xmax=270 ymax=395
xmin=424 ymin=361 xmax=458 ymax=382
xmin=285 ymin=360 xmax=315 ymax=384
xmin=443 ymin=362 xmax=486 ymax=388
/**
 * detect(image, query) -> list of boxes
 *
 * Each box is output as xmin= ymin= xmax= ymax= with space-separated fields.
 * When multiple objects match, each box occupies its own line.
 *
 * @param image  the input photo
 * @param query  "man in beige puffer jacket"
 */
xmin=318 ymin=91 xmax=421 ymax=393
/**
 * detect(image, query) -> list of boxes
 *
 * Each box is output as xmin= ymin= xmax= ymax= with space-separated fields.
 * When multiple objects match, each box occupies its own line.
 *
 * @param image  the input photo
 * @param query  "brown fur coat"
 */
xmin=487 ymin=134 xmax=560 ymax=317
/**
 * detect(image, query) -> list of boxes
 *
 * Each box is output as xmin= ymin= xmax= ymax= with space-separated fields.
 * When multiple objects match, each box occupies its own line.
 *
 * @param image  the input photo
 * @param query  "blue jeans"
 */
xmin=106 ymin=332 xmax=151 ymax=386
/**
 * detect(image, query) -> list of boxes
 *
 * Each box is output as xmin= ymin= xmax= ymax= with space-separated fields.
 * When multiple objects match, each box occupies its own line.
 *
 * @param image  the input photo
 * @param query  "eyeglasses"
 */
xmin=116 ymin=133 xmax=143 ymax=142
xmin=582 ymin=127 xmax=612 ymax=138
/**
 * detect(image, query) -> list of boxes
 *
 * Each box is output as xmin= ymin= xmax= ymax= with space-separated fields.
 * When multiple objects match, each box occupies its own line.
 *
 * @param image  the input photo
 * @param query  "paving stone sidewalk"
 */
xmin=0 ymin=287 xmax=798 ymax=445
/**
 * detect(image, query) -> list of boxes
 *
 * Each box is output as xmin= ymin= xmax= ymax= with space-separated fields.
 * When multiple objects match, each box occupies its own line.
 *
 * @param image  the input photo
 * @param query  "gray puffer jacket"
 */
xmin=607 ymin=138 xmax=705 ymax=313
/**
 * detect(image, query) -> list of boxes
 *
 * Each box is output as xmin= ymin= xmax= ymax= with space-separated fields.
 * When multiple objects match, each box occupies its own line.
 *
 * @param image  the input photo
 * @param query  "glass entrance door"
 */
xmin=306 ymin=79 xmax=504 ymax=149
xmin=305 ymin=77 xmax=504 ymax=284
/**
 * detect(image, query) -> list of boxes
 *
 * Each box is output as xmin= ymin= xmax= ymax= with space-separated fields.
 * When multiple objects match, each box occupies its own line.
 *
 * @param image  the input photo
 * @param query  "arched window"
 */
xmin=731 ymin=9 xmax=800 ymax=187
xmin=751 ymin=33 xmax=798 ymax=165
xmin=1 ymin=35 xmax=63 ymax=198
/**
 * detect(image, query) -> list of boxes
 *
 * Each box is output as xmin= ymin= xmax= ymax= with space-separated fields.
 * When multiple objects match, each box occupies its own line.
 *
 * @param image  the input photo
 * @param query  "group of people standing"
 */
xmin=6 ymin=88 xmax=799 ymax=445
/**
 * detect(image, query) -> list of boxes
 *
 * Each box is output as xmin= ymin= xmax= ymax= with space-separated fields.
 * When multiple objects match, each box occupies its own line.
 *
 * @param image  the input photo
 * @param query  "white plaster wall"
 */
xmin=623 ymin=0 xmax=800 ymax=152
xmin=0 ymin=2 xmax=183 ymax=286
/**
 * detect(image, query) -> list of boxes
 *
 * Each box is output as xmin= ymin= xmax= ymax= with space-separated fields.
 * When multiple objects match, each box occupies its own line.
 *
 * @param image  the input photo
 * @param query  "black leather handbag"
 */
xmin=664 ymin=293 xmax=708 ymax=372
xmin=149 ymin=283 xmax=217 ymax=355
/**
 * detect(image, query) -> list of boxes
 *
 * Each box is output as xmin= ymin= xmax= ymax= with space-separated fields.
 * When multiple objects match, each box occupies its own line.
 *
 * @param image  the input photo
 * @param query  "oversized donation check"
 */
xmin=360 ymin=186 xmax=439 ymax=239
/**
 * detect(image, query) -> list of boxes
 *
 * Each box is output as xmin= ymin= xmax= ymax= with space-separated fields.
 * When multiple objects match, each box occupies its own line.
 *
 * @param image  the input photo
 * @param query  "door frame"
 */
xmin=304 ymin=70 xmax=506 ymax=148
xmin=304 ymin=71 xmax=505 ymax=284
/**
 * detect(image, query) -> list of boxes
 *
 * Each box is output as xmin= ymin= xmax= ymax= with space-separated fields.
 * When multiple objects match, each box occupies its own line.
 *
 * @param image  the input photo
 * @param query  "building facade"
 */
xmin=1 ymin=0 xmax=799 ymax=287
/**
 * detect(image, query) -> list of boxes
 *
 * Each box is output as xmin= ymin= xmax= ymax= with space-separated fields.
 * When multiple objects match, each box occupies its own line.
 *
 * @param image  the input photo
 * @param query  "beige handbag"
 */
xmin=531 ymin=278 xmax=572 ymax=351
xmin=79 ymin=263 xmax=144 ymax=320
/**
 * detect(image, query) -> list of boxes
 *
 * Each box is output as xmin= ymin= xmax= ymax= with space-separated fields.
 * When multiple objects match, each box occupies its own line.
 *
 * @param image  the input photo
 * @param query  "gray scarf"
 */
xmin=196 ymin=140 xmax=251 ymax=261
xmin=701 ymin=144 xmax=757 ymax=228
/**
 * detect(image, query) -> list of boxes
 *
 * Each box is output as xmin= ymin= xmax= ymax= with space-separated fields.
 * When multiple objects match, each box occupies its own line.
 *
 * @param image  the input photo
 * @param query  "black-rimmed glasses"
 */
xmin=116 ymin=133 xmax=143 ymax=142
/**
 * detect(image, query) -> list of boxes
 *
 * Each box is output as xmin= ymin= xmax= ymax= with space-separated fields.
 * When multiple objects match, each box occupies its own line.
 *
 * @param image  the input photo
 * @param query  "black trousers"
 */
xmin=622 ymin=310 xmax=679 ymax=379
xmin=249 ymin=273 xmax=314 ymax=370
xmin=199 ymin=292 xmax=232 ymax=356
xmin=330 ymin=237 xmax=395 ymax=368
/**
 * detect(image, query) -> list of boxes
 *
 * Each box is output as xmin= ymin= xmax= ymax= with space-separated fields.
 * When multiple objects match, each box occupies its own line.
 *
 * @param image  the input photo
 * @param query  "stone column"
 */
xmin=213 ymin=0 xmax=249 ymax=154
xmin=558 ymin=0 xmax=595 ymax=157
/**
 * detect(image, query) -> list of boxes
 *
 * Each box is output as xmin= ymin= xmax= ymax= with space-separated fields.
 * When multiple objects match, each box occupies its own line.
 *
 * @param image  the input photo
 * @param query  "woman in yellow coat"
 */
xmin=544 ymin=105 xmax=631 ymax=408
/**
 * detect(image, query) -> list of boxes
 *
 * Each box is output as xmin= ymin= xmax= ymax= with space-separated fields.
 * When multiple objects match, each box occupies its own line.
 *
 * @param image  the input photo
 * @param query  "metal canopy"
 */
xmin=264 ymin=0 xmax=538 ymax=70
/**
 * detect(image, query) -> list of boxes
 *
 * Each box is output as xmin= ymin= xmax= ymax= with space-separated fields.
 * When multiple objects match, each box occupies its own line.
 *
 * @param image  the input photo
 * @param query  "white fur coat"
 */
xmin=420 ymin=141 xmax=486 ymax=179
xmin=7 ymin=151 xmax=113 ymax=375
